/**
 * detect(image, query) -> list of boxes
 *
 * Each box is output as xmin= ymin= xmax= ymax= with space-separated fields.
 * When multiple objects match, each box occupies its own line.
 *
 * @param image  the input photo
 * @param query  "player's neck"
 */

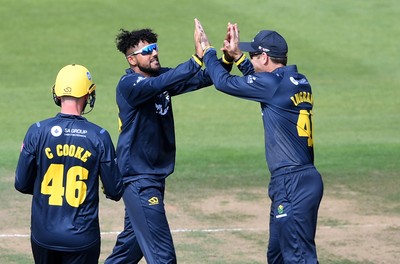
xmin=60 ymin=108 xmax=81 ymax=116
xmin=60 ymin=99 xmax=84 ymax=116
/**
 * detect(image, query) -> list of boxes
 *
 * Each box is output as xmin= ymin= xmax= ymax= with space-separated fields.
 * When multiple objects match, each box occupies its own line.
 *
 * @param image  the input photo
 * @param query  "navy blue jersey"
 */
xmin=15 ymin=113 xmax=124 ymax=251
xmin=116 ymin=57 xmax=212 ymax=182
xmin=204 ymin=49 xmax=315 ymax=176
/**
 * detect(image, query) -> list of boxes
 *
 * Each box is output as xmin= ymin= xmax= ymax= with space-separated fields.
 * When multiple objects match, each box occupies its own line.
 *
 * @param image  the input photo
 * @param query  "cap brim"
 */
xmin=238 ymin=42 xmax=258 ymax=52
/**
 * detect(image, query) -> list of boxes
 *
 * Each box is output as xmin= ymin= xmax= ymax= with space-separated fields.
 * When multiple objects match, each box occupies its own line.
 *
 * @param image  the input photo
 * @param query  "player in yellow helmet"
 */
xmin=15 ymin=64 xmax=124 ymax=264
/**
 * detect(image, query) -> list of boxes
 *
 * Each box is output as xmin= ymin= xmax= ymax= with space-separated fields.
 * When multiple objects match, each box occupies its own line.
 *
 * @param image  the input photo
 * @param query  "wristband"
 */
xmin=203 ymin=46 xmax=214 ymax=55
xmin=234 ymin=53 xmax=246 ymax=66
xmin=222 ymin=54 xmax=234 ymax=65
xmin=192 ymin=54 xmax=203 ymax=66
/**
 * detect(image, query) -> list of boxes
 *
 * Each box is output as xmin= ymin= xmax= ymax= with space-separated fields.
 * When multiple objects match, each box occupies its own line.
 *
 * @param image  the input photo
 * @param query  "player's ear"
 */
xmin=126 ymin=55 xmax=137 ymax=66
xmin=262 ymin=52 xmax=269 ymax=65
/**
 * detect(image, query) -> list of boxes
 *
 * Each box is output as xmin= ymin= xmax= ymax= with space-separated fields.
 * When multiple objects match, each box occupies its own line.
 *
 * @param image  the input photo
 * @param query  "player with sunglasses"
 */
xmin=105 ymin=28 xmax=214 ymax=264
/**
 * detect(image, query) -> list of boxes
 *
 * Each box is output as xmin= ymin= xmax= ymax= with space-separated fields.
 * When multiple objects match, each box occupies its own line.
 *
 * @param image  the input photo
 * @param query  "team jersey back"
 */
xmin=15 ymin=113 xmax=122 ymax=251
xmin=259 ymin=66 xmax=314 ymax=175
xmin=203 ymin=50 xmax=315 ymax=176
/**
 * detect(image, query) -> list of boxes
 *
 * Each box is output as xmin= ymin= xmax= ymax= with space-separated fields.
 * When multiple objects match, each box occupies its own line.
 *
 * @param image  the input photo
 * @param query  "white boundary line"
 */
xmin=0 ymin=228 xmax=263 ymax=238
xmin=171 ymin=228 xmax=262 ymax=233
xmin=0 ymin=224 xmax=398 ymax=238
xmin=0 ymin=234 xmax=30 ymax=238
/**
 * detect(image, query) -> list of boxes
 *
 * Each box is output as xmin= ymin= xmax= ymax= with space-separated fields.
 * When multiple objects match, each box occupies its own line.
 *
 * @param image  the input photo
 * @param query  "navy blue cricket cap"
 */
xmin=239 ymin=30 xmax=288 ymax=58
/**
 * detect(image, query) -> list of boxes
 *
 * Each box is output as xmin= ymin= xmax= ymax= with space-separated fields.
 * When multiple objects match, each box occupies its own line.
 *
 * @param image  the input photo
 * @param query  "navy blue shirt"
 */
xmin=204 ymin=49 xmax=315 ymax=176
xmin=15 ymin=113 xmax=124 ymax=251
xmin=116 ymin=57 xmax=212 ymax=182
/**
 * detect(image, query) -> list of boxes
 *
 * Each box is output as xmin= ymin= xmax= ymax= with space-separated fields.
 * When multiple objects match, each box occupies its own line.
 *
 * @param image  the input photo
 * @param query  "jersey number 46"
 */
xmin=41 ymin=164 xmax=88 ymax=208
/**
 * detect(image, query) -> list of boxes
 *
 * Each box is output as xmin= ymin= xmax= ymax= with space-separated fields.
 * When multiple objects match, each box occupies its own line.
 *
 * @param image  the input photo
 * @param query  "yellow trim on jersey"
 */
xmin=203 ymin=46 xmax=214 ymax=55
xmin=192 ymin=54 xmax=203 ymax=67
xmin=222 ymin=54 xmax=234 ymax=65
xmin=234 ymin=53 xmax=246 ymax=66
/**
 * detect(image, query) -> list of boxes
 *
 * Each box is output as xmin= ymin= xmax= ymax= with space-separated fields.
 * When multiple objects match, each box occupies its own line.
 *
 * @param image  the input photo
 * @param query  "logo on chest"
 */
xmin=155 ymin=91 xmax=170 ymax=116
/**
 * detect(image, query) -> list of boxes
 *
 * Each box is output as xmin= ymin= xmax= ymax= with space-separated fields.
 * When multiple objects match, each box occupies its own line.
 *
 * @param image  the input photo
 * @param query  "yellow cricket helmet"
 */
xmin=52 ymin=64 xmax=96 ymax=113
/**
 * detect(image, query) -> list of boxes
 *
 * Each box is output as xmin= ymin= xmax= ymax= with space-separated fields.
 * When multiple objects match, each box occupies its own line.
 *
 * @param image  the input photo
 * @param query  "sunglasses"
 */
xmin=249 ymin=51 xmax=264 ymax=59
xmin=129 ymin=43 xmax=158 ymax=56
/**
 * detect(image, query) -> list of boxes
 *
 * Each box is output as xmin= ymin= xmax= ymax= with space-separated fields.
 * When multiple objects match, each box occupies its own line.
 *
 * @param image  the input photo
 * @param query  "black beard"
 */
xmin=138 ymin=57 xmax=161 ymax=76
xmin=138 ymin=65 xmax=160 ymax=75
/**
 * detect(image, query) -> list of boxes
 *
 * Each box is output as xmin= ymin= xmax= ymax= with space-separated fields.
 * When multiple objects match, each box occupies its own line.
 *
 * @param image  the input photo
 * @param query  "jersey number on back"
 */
xmin=297 ymin=110 xmax=313 ymax=147
xmin=41 ymin=164 xmax=88 ymax=207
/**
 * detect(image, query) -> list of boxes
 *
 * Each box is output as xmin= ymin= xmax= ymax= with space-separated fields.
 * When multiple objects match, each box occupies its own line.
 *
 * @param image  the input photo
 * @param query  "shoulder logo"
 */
xmin=148 ymin=196 xmax=159 ymax=205
xmin=290 ymin=76 xmax=299 ymax=85
xmin=246 ymin=75 xmax=256 ymax=84
xmin=134 ymin=76 xmax=146 ymax=86
xmin=51 ymin=126 xmax=62 ymax=137
xmin=290 ymin=76 xmax=309 ymax=86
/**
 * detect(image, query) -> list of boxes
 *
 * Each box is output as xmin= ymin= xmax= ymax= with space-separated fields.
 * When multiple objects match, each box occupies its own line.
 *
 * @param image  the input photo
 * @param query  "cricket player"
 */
xmin=194 ymin=19 xmax=324 ymax=263
xmin=15 ymin=64 xmax=124 ymax=264
xmin=105 ymin=28 xmax=214 ymax=264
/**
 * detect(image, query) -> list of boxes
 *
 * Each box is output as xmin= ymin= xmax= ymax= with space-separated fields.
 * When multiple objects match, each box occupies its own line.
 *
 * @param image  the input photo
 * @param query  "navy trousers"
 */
xmin=267 ymin=166 xmax=323 ymax=264
xmin=105 ymin=178 xmax=176 ymax=264
xmin=31 ymin=238 xmax=100 ymax=264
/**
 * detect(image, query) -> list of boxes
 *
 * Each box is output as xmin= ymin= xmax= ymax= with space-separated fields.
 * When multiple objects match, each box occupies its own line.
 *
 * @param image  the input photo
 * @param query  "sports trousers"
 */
xmin=267 ymin=166 xmax=323 ymax=264
xmin=105 ymin=178 xmax=177 ymax=264
xmin=31 ymin=238 xmax=100 ymax=264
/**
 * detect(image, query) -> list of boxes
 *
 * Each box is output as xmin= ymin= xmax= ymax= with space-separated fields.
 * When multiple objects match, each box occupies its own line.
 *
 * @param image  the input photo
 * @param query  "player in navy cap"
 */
xmin=15 ymin=64 xmax=124 ymax=264
xmin=238 ymin=30 xmax=288 ymax=58
xmin=194 ymin=19 xmax=324 ymax=263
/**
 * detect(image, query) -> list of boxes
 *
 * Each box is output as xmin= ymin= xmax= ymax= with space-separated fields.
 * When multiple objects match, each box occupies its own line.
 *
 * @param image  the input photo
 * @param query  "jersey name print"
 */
xmin=44 ymin=144 xmax=92 ymax=162
xmin=290 ymin=91 xmax=313 ymax=106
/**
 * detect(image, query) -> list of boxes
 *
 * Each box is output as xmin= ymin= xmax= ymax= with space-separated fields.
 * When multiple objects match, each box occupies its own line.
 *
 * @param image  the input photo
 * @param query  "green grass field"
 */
xmin=1 ymin=0 xmax=399 ymax=263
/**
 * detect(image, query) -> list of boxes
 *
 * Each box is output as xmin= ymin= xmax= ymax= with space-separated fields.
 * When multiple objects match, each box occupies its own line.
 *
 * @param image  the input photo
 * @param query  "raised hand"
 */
xmin=221 ymin=23 xmax=242 ymax=61
xmin=194 ymin=18 xmax=211 ymax=57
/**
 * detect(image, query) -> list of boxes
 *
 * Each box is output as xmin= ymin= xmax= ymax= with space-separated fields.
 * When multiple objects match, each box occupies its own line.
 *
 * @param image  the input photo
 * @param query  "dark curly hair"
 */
xmin=115 ymin=28 xmax=158 ymax=55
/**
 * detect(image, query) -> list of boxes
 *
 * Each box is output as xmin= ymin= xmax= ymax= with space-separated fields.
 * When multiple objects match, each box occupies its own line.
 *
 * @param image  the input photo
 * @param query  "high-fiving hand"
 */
xmin=194 ymin=18 xmax=211 ymax=57
xmin=194 ymin=18 xmax=243 ymax=61
xmin=221 ymin=22 xmax=243 ymax=61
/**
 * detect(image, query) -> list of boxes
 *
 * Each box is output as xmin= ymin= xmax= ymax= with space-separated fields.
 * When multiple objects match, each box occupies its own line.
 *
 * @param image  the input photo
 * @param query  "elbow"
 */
xmin=106 ymin=193 xmax=123 ymax=202
xmin=105 ymin=185 xmax=125 ymax=202
xmin=15 ymin=182 xmax=33 ymax=195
